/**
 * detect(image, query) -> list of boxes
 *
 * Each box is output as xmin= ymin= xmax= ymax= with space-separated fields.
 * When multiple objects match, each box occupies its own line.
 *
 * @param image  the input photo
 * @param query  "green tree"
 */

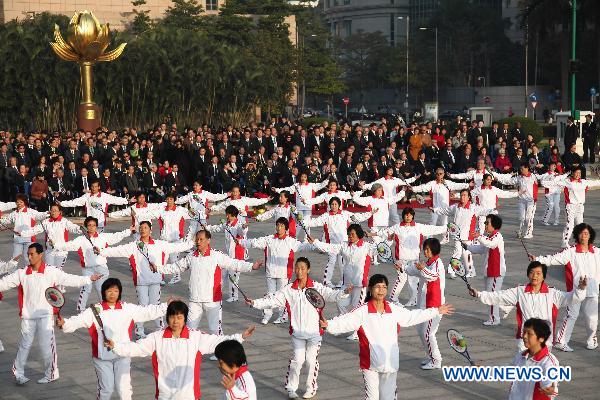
xmin=161 ymin=0 xmax=204 ymax=29
xmin=129 ymin=0 xmax=153 ymax=35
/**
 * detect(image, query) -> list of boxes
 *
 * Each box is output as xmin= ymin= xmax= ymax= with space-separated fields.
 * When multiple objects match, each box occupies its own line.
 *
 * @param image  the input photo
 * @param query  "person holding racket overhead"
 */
xmin=211 ymin=184 xmax=272 ymax=224
xmin=57 ymin=278 xmax=170 ymax=400
xmin=246 ymin=257 xmax=351 ymax=399
xmin=175 ymin=180 xmax=229 ymax=232
xmin=470 ymin=173 xmax=518 ymax=233
xmin=254 ymin=191 xmax=298 ymax=237
xmin=320 ymin=274 xmax=454 ymax=399
xmin=300 ymin=179 xmax=354 ymax=212
xmin=0 ymin=243 xmax=103 ymax=385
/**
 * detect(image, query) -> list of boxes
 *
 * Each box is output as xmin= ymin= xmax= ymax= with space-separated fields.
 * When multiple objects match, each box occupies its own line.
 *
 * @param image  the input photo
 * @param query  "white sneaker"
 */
xmin=226 ymin=297 xmax=237 ymax=303
xmin=553 ymin=221 xmax=560 ymax=226
xmin=466 ymin=273 xmax=476 ymax=278
xmin=421 ymin=360 xmax=442 ymax=370
xmin=288 ymin=391 xmax=300 ymax=399
xmin=168 ymin=276 xmax=181 ymax=285
xmin=274 ymin=316 xmax=287 ymax=324
xmin=261 ymin=317 xmax=270 ymax=325
xmin=586 ymin=337 xmax=597 ymax=350
xmin=302 ymin=390 xmax=317 ymax=399
xmin=404 ymin=300 xmax=417 ymax=307
xmin=346 ymin=333 xmax=358 ymax=341
xmin=37 ymin=376 xmax=57 ymax=384
xmin=522 ymin=235 xmax=533 ymax=239
xmin=554 ymin=343 xmax=574 ymax=352
xmin=209 ymin=355 xmax=218 ymax=361
xmin=15 ymin=375 xmax=30 ymax=385
xmin=420 ymin=358 xmax=430 ymax=366
xmin=542 ymin=221 xmax=550 ymax=226
xmin=483 ymin=319 xmax=500 ymax=326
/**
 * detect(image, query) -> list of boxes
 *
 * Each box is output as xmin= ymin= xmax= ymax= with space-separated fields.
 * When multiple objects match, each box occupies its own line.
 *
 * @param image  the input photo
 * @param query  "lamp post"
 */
xmin=570 ymin=0 xmax=577 ymax=117
xmin=420 ymin=27 xmax=438 ymax=107
xmin=398 ymin=16 xmax=409 ymax=126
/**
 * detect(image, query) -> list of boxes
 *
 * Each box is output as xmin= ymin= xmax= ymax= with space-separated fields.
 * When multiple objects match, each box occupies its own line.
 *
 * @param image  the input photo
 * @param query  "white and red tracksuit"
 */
xmin=472 ymin=184 xmax=518 ymax=232
xmin=254 ymin=203 xmax=297 ymax=237
xmin=467 ymin=230 xmax=506 ymax=323
xmin=536 ymin=244 xmax=600 ymax=349
xmin=363 ymin=176 xmax=417 ymax=225
xmin=61 ymin=192 xmax=129 ymax=228
xmin=311 ymin=239 xmax=376 ymax=315
xmin=0 ymin=206 xmax=48 ymax=264
xmin=433 ymin=201 xmax=491 ymax=277
xmin=112 ymin=326 xmax=244 ymax=400
xmin=156 ymin=205 xmax=191 ymax=270
xmin=325 ymin=299 xmax=440 ymax=400
xmin=494 ymin=172 xmax=542 ymax=238
xmin=352 ymin=191 xmax=405 ymax=231
xmin=449 ymin=168 xmax=489 ymax=187
xmin=379 ymin=222 xmax=446 ymax=304
xmin=477 ymin=282 xmax=586 ymax=351
xmin=210 ymin=195 xmax=270 ymax=222
xmin=20 ymin=215 xmax=81 ymax=272
xmin=303 ymin=210 xmax=371 ymax=286
xmin=404 ymin=255 xmax=445 ymax=366
xmin=412 ymin=179 xmax=469 ymax=242
xmin=157 ymin=246 xmax=253 ymax=334
xmin=62 ymin=301 xmax=168 ymax=400
xmin=176 ymin=189 xmax=229 ymax=230
xmin=54 ymin=229 xmax=131 ymax=311
xmin=252 ymin=278 xmax=347 ymax=394
xmin=0 ymin=263 xmax=92 ymax=381
xmin=539 ymin=172 xmax=568 ymax=225
xmin=223 ymin=365 xmax=257 ymax=400
xmin=101 ymin=238 xmax=192 ymax=336
xmin=542 ymin=177 xmax=600 ymax=247
xmin=303 ymin=189 xmax=353 ymax=212
xmin=109 ymin=202 xmax=163 ymax=230
xmin=206 ymin=218 xmax=248 ymax=301
xmin=274 ymin=180 xmax=329 ymax=239
xmin=240 ymin=235 xmax=315 ymax=322
xmin=509 ymin=346 xmax=560 ymax=400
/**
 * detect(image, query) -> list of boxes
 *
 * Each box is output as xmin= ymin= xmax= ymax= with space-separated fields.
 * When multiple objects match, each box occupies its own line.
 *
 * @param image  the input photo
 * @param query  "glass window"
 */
xmin=206 ymin=0 xmax=218 ymax=11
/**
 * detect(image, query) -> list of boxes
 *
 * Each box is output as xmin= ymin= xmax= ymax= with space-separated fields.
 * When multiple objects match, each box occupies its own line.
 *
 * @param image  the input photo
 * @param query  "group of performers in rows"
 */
xmin=0 ymin=159 xmax=599 ymax=400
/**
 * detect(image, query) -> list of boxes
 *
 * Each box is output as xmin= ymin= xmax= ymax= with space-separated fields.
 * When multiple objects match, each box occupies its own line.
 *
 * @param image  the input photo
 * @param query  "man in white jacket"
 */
xmin=176 ymin=180 xmax=229 ymax=231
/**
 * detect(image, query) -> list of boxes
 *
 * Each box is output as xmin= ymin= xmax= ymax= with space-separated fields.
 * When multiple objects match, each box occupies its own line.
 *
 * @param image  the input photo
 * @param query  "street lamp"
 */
xmin=398 ymin=16 xmax=409 ymax=126
xmin=420 ymin=27 xmax=438 ymax=107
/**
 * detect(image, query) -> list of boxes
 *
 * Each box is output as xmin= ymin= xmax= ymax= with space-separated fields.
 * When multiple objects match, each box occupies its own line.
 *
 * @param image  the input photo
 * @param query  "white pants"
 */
xmin=417 ymin=315 xmax=442 ymax=364
xmin=323 ymin=247 xmax=344 ymax=286
xmin=484 ymin=276 xmax=504 ymax=323
xmin=187 ymin=301 xmax=222 ymax=334
xmin=92 ymin=357 xmax=132 ymax=400
xmin=431 ymin=213 xmax=449 ymax=242
xmin=135 ymin=284 xmax=162 ymax=336
xmin=166 ymin=247 xmax=180 ymax=281
xmin=362 ymin=369 xmax=397 ymax=400
xmin=223 ymin=269 xmax=240 ymax=301
xmin=370 ymin=226 xmax=387 ymax=265
xmin=451 ymin=240 xmax=474 ymax=276
xmin=77 ymin=265 xmax=109 ymax=312
xmin=44 ymin=252 xmax=67 ymax=270
xmin=388 ymin=203 xmax=400 ymax=226
xmin=542 ymin=193 xmax=561 ymax=224
xmin=12 ymin=242 xmax=30 ymax=267
xmin=189 ymin=218 xmax=207 ymax=234
xmin=518 ymin=199 xmax=536 ymax=237
xmin=337 ymin=286 xmax=366 ymax=315
xmin=13 ymin=316 xmax=58 ymax=380
xmin=562 ymin=203 xmax=584 ymax=247
xmin=297 ymin=210 xmax=312 ymax=240
xmin=285 ymin=336 xmax=322 ymax=393
xmin=555 ymin=295 xmax=598 ymax=347
xmin=389 ymin=260 xmax=418 ymax=303
xmin=263 ymin=277 xmax=288 ymax=321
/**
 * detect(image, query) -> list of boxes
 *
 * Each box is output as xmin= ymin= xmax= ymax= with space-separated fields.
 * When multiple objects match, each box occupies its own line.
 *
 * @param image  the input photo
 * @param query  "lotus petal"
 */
xmin=97 ymin=43 xmax=127 ymax=62
xmin=49 ymin=42 xmax=80 ymax=62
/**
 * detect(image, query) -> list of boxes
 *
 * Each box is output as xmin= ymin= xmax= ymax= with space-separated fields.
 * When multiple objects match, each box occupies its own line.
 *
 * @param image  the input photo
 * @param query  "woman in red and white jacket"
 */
xmin=254 ymin=191 xmax=297 ymax=237
xmin=107 ymin=301 xmax=255 ymax=400
xmin=471 ymin=173 xmax=518 ymax=233
xmin=321 ymin=274 xmax=453 ymax=399
xmin=0 ymin=194 xmax=48 ymax=266
xmin=539 ymin=161 xmax=567 ymax=226
xmin=239 ymin=217 xmax=318 ymax=325
xmin=301 ymin=179 xmax=353 ymax=212
xmin=211 ymin=184 xmax=271 ymax=223
xmin=176 ymin=181 xmax=229 ymax=231
xmin=58 ymin=278 xmax=168 ymax=400
xmin=247 ymin=257 xmax=351 ymax=399
xmin=206 ymin=205 xmax=249 ymax=303
xmin=303 ymin=197 xmax=373 ymax=288
xmin=108 ymin=192 xmax=162 ymax=231
xmin=466 ymin=214 xmax=506 ymax=325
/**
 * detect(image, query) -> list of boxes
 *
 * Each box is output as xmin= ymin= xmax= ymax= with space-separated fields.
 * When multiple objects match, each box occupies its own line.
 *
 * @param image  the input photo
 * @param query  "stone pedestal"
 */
xmin=77 ymin=103 xmax=102 ymax=132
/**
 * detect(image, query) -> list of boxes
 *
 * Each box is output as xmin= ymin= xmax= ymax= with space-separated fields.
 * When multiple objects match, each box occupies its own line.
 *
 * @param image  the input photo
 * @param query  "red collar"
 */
xmin=49 ymin=215 xmax=63 ymax=222
xmin=234 ymin=365 xmax=249 ymax=380
xmin=291 ymin=277 xmax=314 ymax=289
xmin=163 ymin=326 xmax=190 ymax=339
xmin=371 ymin=195 xmax=382 ymax=199
xmin=193 ymin=245 xmax=211 ymax=256
xmin=165 ymin=205 xmax=176 ymax=211
xmin=301 ymin=182 xmax=309 ymax=186
xmin=524 ymin=282 xmax=549 ymax=293
xmin=274 ymin=233 xmax=287 ymax=240
xmin=327 ymin=190 xmax=338 ymax=194
xmin=351 ymin=239 xmax=364 ymax=247
xmin=136 ymin=203 xmax=148 ymax=208
xmin=367 ymin=299 xmax=392 ymax=313
xmin=25 ymin=263 xmax=46 ymax=274
xmin=521 ymin=345 xmax=550 ymax=361
xmin=141 ymin=237 xmax=155 ymax=245
xmin=230 ymin=195 xmax=241 ymax=200
xmin=229 ymin=218 xmax=238 ymax=227
xmin=426 ymin=255 xmax=440 ymax=266
xmin=400 ymin=221 xmax=415 ymax=226
xmin=522 ymin=172 xmax=532 ymax=177
xmin=93 ymin=192 xmax=102 ymax=197
xmin=101 ymin=301 xmax=122 ymax=310
xmin=384 ymin=176 xmax=393 ymax=180
xmin=193 ymin=189 xmax=203 ymax=193
xmin=570 ymin=178 xmax=582 ymax=183
xmin=18 ymin=207 xmax=28 ymax=212
xmin=481 ymin=184 xmax=492 ymax=190
xmin=575 ymin=244 xmax=594 ymax=253
xmin=281 ymin=203 xmax=290 ymax=208
xmin=329 ymin=210 xmax=342 ymax=215
xmin=90 ymin=231 xmax=99 ymax=238
xmin=459 ymin=201 xmax=471 ymax=209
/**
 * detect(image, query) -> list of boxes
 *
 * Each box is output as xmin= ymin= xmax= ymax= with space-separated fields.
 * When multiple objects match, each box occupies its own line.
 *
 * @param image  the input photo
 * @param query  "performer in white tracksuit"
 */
xmin=302 ymin=197 xmax=373 ymax=287
xmin=58 ymin=278 xmax=168 ymax=400
xmin=375 ymin=207 xmax=446 ymax=306
xmin=471 ymin=173 xmax=518 ymax=232
xmin=211 ymin=184 xmax=271 ymax=223
xmin=0 ymin=243 xmax=102 ymax=385
xmin=448 ymin=159 xmax=493 ymax=187
xmin=254 ymin=191 xmax=298 ymax=237
xmin=214 ymin=340 xmax=257 ymax=400
xmin=0 ymin=255 xmax=20 ymax=353
xmin=411 ymin=168 xmax=470 ymax=244
xmin=465 ymin=214 xmax=506 ymax=325
xmin=106 ymin=300 xmax=255 ymax=400
xmin=108 ymin=192 xmax=163 ymax=235
xmin=539 ymin=162 xmax=566 ymax=226
xmin=493 ymin=163 xmax=542 ymax=239
xmin=0 ymin=194 xmax=48 ymax=265
xmin=60 ymin=180 xmax=130 ymax=228
xmin=534 ymin=223 xmax=600 ymax=351
xmin=53 ymin=216 xmax=133 ymax=311
xmin=100 ymin=221 xmax=192 ymax=337
xmin=431 ymin=189 xmax=492 ymax=278
xmin=176 ymin=181 xmax=229 ymax=232
xmin=239 ymin=217 xmax=318 ymax=325
xmin=321 ymin=273 xmax=453 ymax=399
xmin=248 ymin=257 xmax=350 ymax=399
xmin=360 ymin=166 xmax=418 ymax=225
xmin=540 ymin=167 xmax=600 ymax=248
xmin=274 ymin=173 xmax=329 ymax=239
xmin=301 ymin=179 xmax=353 ymax=212
xmin=469 ymin=261 xmax=586 ymax=352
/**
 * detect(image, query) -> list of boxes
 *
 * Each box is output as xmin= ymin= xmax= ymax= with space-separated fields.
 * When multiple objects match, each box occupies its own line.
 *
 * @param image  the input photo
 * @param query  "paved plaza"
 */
xmin=0 ymin=194 xmax=599 ymax=399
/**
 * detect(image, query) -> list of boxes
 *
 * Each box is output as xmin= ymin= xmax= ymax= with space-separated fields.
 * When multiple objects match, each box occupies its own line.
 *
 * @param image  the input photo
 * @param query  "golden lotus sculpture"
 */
xmin=50 ymin=11 xmax=126 ymax=130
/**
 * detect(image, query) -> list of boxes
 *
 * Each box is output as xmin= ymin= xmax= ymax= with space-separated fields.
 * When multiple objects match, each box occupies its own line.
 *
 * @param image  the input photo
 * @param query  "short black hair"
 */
xmin=523 ymin=318 xmax=551 ymax=347
xmin=225 ymin=205 xmax=239 ymax=217
xmin=28 ymin=242 xmax=44 ymax=254
xmin=460 ymin=188 xmax=472 ymax=200
xmin=486 ymin=214 xmax=502 ymax=230
xmin=165 ymin=193 xmax=176 ymax=200
xmin=101 ymin=278 xmax=122 ymax=301
xmin=422 ymin=237 xmax=441 ymax=256
xmin=84 ymin=216 xmax=99 ymax=227
xmin=139 ymin=220 xmax=152 ymax=229
xmin=402 ymin=207 xmax=415 ymax=218
xmin=279 ymin=191 xmax=290 ymax=201
xmin=276 ymin=217 xmax=289 ymax=230
xmin=197 ymin=230 xmax=211 ymax=239
xmin=347 ymin=223 xmax=364 ymax=239
xmin=166 ymin=300 xmax=188 ymax=323
xmin=573 ymin=223 xmax=595 ymax=244
xmin=482 ymin=173 xmax=493 ymax=181
xmin=527 ymin=261 xmax=547 ymax=278
xmin=329 ymin=196 xmax=341 ymax=207
xmin=364 ymin=274 xmax=389 ymax=302
xmin=214 ymin=340 xmax=247 ymax=368
xmin=295 ymin=256 xmax=310 ymax=269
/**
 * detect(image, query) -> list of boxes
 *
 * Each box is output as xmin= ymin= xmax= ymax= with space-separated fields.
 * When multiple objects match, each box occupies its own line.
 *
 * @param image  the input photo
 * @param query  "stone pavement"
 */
xmin=0 ymin=194 xmax=599 ymax=399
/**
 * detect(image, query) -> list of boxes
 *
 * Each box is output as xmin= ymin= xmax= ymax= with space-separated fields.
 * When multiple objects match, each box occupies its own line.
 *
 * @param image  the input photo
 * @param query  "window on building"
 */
xmin=206 ymin=0 xmax=218 ymax=11
xmin=343 ymin=20 xmax=352 ymax=37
